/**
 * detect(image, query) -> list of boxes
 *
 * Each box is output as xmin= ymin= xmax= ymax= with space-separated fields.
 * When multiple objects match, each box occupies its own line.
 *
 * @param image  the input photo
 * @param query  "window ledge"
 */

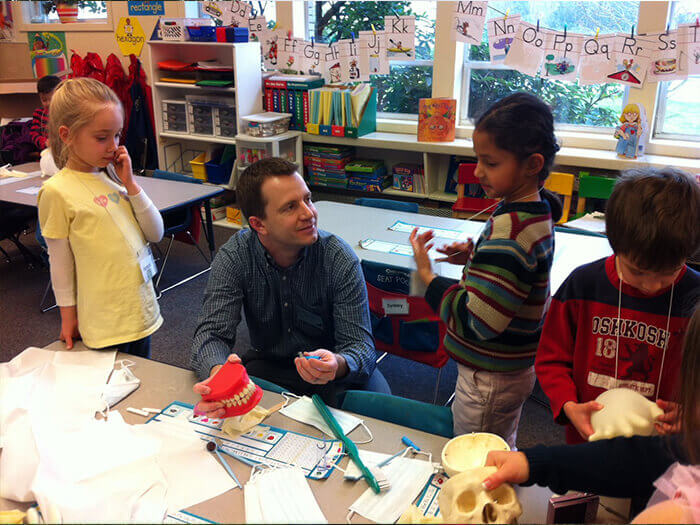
xmin=18 ymin=21 xmax=114 ymax=32
xmin=303 ymin=130 xmax=699 ymax=173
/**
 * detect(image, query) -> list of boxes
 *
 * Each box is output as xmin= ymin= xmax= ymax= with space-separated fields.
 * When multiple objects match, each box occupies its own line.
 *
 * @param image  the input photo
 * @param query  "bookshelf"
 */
xmin=147 ymin=40 xmax=263 ymax=188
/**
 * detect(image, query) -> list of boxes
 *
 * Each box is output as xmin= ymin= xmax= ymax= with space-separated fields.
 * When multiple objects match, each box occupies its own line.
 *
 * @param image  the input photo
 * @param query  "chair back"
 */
xmin=576 ymin=174 xmax=617 ymax=216
xmin=355 ymin=197 xmax=419 ymax=214
xmin=153 ymin=169 xmax=203 ymax=184
xmin=153 ymin=169 xmax=201 ymax=241
xmin=545 ymin=172 xmax=575 ymax=224
xmin=341 ymin=390 xmax=454 ymax=438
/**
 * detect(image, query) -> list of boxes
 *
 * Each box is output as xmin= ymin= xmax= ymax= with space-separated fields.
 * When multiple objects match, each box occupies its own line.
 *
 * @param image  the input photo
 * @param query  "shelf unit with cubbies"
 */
xmin=147 ymin=40 xmax=263 ymax=189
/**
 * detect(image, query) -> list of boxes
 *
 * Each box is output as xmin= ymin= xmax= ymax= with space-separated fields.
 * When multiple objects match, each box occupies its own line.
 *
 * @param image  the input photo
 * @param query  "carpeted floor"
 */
xmin=0 ymin=216 xmax=564 ymax=449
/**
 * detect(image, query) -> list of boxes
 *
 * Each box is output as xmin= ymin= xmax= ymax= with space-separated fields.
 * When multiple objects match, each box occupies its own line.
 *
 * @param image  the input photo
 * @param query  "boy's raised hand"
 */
xmin=409 ymin=227 xmax=437 ymax=286
xmin=655 ymin=399 xmax=681 ymax=434
xmin=435 ymin=239 xmax=474 ymax=265
xmin=563 ymin=400 xmax=603 ymax=440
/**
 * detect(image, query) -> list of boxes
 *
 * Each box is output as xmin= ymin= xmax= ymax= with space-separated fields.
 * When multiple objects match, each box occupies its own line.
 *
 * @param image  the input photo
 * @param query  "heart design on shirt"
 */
xmin=108 ymin=192 xmax=120 ymax=204
xmin=94 ymin=195 xmax=108 ymax=207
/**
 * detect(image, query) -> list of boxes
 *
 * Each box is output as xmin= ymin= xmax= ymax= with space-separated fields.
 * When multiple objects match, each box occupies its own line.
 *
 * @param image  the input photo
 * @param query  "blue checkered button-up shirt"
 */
xmin=191 ymin=228 xmax=377 ymax=383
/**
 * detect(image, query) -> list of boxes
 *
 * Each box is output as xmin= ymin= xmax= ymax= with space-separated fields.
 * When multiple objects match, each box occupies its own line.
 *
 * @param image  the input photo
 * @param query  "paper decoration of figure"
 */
xmin=504 ymin=22 xmax=549 ymax=76
xmin=614 ymin=103 xmax=647 ymax=159
xmin=453 ymin=1 xmax=488 ymax=46
xmin=647 ymin=29 xmax=688 ymax=82
xmin=202 ymin=1 xmax=231 ymax=25
xmin=384 ymin=15 xmax=415 ymax=61
xmin=579 ymin=33 xmax=616 ymax=85
xmin=542 ymin=31 xmax=584 ymax=82
xmin=487 ymin=15 xmax=521 ymax=63
xmin=324 ymin=43 xmax=342 ymax=83
xmin=338 ymin=38 xmax=361 ymax=82
xmin=247 ymin=16 xmax=268 ymax=43
xmin=301 ymin=41 xmax=327 ymax=76
xmin=28 ymin=32 xmax=69 ymax=79
xmin=0 ymin=0 xmax=15 ymax=42
xmin=679 ymin=22 xmax=700 ymax=76
xmin=262 ymin=29 xmax=283 ymax=70
xmin=418 ymin=98 xmax=457 ymax=142
xmin=606 ymin=33 xmax=655 ymax=88
xmin=359 ymin=30 xmax=389 ymax=77
xmin=116 ymin=17 xmax=146 ymax=57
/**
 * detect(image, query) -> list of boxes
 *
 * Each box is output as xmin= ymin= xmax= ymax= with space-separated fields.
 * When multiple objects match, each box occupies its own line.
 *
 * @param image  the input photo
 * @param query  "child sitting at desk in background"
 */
xmin=30 ymin=75 xmax=61 ymax=152
xmin=38 ymin=78 xmax=164 ymax=357
xmin=485 ymin=302 xmax=700 ymax=524
xmin=410 ymin=93 xmax=563 ymax=447
xmin=535 ymin=167 xmax=700 ymax=444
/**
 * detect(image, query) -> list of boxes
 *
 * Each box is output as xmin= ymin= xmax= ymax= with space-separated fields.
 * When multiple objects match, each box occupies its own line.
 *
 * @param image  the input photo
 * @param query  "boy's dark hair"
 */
xmin=606 ymin=167 xmax=700 ymax=271
xmin=237 ymin=157 xmax=298 ymax=220
xmin=475 ymin=93 xmax=563 ymax=222
xmin=37 ymin=75 xmax=62 ymax=94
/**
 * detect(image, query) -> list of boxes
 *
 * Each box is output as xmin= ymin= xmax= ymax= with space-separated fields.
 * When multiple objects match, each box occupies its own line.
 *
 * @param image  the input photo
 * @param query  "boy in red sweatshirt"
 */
xmin=29 ymin=75 xmax=61 ymax=151
xmin=536 ymin=167 xmax=700 ymax=444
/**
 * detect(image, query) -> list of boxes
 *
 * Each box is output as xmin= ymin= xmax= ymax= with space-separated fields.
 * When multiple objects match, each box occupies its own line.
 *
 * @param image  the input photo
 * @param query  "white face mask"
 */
xmin=349 ymin=456 xmax=436 ymax=524
xmin=102 ymin=360 xmax=140 ymax=408
xmin=279 ymin=395 xmax=364 ymax=438
xmin=245 ymin=466 xmax=327 ymax=524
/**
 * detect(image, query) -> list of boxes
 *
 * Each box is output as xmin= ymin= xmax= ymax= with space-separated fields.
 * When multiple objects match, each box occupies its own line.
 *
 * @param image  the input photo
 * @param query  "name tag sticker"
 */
xmin=138 ymin=245 xmax=158 ymax=283
xmin=382 ymin=298 xmax=409 ymax=315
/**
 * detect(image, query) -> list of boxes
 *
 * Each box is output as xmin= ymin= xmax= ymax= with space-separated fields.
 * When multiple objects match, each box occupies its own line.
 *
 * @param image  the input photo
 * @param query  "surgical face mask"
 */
xmin=245 ymin=466 xmax=327 ymax=524
xmin=279 ymin=395 xmax=367 ymax=441
xmin=102 ymin=360 xmax=140 ymax=408
xmin=348 ymin=455 xmax=436 ymax=524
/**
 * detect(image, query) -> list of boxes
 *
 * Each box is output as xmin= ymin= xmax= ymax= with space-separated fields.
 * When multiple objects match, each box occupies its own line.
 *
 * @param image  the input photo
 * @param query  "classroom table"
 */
xmin=315 ymin=201 xmax=614 ymax=294
xmin=0 ymin=341 xmax=628 ymax=524
xmin=0 ymin=163 xmax=224 ymax=258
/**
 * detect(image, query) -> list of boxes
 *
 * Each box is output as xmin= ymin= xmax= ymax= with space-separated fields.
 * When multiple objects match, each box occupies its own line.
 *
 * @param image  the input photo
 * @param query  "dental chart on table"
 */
xmin=148 ymin=402 xmax=344 ymax=480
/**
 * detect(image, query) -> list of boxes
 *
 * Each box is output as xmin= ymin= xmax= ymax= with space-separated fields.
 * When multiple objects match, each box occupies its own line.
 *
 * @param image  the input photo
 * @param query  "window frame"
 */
xmin=16 ymin=1 xmax=114 ymax=32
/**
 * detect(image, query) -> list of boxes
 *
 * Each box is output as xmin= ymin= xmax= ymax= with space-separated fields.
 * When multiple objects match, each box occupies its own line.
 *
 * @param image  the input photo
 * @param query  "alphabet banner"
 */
xmin=679 ymin=23 xmax=700 ymax=76
xmin=647 ymin=29 xmax=688 ymax=82
xmin=605 ymin=33 xmax=656 ymax=88
xmin=359 ymin=30 xmax=390 ymax=77
xmin=300 ymin=41 xmax=327 ymax=77
xmin=504 ymin=22 xmax=548 ymax=76
xmin=453 ymin=1 xmax=488 ymax=45
xmin=488 ymin=15 xmax=520 ymax=63
xmin=541 ymin=30 xmax=584 ymax=82
xmin=262 ymin=28 xmax=285 ymax=70
xmin=578 ymin=33 xmax=616 ymax=85
xmin=337 ymin=38 xmax=362 ymax=82
xmin=247 ymin=16 xmax=267 ymax=44
xmin=279 ymin=35 xmax=304 ymax=72
xmin=324 ymin=42 xmax=342 ymax=83
xmin=384 ymin=15 xmax=416 ymax=60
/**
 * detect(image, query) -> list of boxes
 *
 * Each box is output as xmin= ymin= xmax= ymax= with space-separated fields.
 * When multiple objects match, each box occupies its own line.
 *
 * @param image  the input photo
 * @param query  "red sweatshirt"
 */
xmin=535 ymin=255 xmax=699 ymax=444
xmin=30 ymin=107 xmax=49 ymax=150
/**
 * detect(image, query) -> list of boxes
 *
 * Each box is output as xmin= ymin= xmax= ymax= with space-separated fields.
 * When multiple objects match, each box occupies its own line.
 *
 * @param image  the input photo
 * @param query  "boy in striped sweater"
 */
xmin=536 ymin=168 xmax=700 ymax=444
xmin=411 ymin=94 xmax=562 ymax=447
xmin=30 ymin=75 xmax=61 ymax=151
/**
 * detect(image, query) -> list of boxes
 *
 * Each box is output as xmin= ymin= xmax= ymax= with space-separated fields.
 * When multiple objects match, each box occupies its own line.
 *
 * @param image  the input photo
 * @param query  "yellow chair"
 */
xmin=544 ymin=172 xmax=574 ymax=224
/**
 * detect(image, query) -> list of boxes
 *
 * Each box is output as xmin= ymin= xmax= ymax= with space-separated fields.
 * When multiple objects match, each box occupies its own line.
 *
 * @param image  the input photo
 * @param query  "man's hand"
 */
xmin=563 ymin=400 xmax=603 ymax=440
xmin=483 ymin=450 xmax=530 ymax=490
xmin=59 ymin=305 xmax=80 ymax=349
xmin=294 ymin=349 xmax=346 ymax=385
xmin=655 ymin=399 xmax=681 ymax=435
xmin=192 ymin=353 xmax=241 ymax=418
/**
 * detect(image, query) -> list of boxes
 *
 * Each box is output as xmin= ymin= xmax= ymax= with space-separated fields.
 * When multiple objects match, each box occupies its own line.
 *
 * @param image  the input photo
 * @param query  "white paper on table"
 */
xmin=452 ymin=0 xmax=488 ymax=46
xmin=504 ymin=22 xmax=547 ymax=76
xmin=135 ymin=415 xmax=238 ymax=514
xmin=564 ymin=212 xmax=606 ymax=234
xmin=343 ymin=449 xmax=394 ymax=479
xmin=388 ymin=220 xmax=471 ymax=241
xmin=488 ymin=15 xmax=521 ymax=63
xmin=16 ymin=185 xmax=41 ymax=195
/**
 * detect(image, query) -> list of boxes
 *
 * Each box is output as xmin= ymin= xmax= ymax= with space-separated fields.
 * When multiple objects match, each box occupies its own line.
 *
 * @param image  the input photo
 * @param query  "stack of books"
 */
xmin=392 ymin=163 xmax=426 ymax=194
xmin=303 ymin=145 xmax=355 ymax=189
xmin=345 ymin=160 xmax=389 ymax=192
xmin=264 ymin=74 xmax=325 ymax=131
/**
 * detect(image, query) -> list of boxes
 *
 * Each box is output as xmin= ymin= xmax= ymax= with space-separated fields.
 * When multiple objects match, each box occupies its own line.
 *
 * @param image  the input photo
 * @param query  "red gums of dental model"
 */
xmin=201 ymin=361 xmax=263 ymax=418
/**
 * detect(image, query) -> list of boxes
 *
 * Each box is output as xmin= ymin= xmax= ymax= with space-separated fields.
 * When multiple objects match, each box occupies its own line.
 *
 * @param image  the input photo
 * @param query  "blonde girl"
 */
xmin=38 ymin=77 xmax=163 ymax=357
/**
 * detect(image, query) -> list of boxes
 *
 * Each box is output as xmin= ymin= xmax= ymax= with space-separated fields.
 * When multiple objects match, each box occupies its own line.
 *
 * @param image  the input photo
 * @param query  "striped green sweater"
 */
xmin=425 ymin=201 xmax=554 ymax=372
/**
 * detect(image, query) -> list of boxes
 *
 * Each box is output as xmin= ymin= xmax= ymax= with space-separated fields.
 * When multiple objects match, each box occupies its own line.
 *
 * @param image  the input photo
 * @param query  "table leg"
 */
xmin=203 ymin=200 xmax=216 ymax=259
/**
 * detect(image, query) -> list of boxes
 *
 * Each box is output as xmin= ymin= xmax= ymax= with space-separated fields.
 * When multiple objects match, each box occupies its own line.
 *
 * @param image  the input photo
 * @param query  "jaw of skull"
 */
xmin=438 ymin=466 xmax=523 ymax=524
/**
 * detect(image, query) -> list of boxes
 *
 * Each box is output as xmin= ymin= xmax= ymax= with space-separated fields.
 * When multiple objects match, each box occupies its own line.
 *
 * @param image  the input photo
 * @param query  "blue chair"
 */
xmin=341 ymin=390 xmax=454 ymax=438
xmin=152 ymin=170 xmax=210 ymax=297
xmin=355 ymin=198 xmax=419 ymax=214
xmin=250 ymin=376 xmax=287 ymax=395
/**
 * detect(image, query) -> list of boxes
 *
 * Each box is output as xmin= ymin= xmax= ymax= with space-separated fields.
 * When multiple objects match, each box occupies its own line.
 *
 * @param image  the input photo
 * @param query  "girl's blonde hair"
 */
xmin=48 ymin=77 xmax=123 ymax=169
xmin=619 ymin=103 xmax=641 ymax=124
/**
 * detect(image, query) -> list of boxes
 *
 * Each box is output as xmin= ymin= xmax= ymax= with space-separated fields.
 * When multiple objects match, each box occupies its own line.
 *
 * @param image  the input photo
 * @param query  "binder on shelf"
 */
xmin=306 ymin=85 xmax=376 ymax=139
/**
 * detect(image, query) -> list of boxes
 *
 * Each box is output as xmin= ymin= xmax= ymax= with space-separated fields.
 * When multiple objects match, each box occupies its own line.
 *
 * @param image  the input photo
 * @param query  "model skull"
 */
xmin=589 ymin=388 xmax=664 ymax=441
xmin=397 ymin=505 xmax=444 ymax=524
xmin=438 ymin=467 xmax=522 ymax=524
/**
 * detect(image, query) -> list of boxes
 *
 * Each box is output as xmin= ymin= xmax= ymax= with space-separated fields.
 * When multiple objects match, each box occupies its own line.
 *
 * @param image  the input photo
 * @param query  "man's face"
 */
xmin=616 ymin=254 xmax=684 ymax=295
xmin=255 ymin=173 xmax=318 ymax=248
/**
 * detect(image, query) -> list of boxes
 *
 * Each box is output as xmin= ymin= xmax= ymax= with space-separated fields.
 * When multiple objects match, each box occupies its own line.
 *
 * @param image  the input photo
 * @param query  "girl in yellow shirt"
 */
xmin=38 ymin=78 xmax=163 ymax=357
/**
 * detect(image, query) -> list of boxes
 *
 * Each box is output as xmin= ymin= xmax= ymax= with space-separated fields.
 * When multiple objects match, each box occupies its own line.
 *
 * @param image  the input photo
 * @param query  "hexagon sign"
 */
xmin=116 ymin=17 xmax=146 ymax=56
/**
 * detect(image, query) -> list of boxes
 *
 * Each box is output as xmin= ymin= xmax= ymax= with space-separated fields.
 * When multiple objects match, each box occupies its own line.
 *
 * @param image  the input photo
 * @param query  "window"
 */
xmin=654 ymin=1 xmax=700 ymax=140
xmin=307 ymin=1 xmax=435 ymax=117
xmin=186 ymin=1 xmax=276 ymax=27
xmin=460 ymin=1 xmax=640 ymax=130
xmin=22 ymin=1 xmax=107 ymax=24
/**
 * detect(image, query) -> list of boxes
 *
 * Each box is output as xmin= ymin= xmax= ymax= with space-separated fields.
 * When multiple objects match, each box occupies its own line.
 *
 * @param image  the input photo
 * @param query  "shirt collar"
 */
xmin=252 ymin=232 xmax=310 ymax=270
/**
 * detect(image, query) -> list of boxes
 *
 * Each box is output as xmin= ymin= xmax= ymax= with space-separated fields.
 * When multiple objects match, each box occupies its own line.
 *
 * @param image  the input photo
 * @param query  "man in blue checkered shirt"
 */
xmin=192 ymin=158 xmax=390 ymax=411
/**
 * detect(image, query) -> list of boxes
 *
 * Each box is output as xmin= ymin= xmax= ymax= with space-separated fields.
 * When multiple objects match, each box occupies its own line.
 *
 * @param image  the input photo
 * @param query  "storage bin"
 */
xmin=161 ymin=100 xmax=188 ymax=133
xmin=186 ymin=25 xmax=217 ymax=42
xmin=241 ymin=112 xmax=292 ymax=137
xmin=205 ymin=145 xmax=236 ymax=185
xmin=188 ymin=103 xmax=215 ymax=135
xmin=189 ymin=152 xmax=207 ymax=181
xmin=216 ymin=26 xmax=249 ymax=42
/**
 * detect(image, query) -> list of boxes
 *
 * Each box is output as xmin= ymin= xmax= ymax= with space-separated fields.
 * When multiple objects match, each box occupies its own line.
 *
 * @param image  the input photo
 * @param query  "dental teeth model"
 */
xmin=201 ymin=361 xmax=263 ymax=418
